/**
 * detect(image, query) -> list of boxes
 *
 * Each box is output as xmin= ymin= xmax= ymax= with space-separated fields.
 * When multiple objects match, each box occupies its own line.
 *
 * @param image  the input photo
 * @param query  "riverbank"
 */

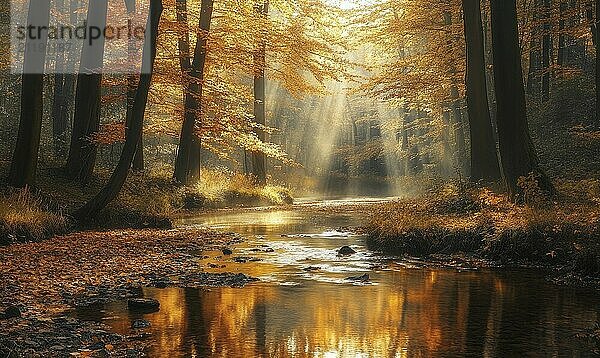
xmin=0 ymin=166 xmax=292 ymax=245
xmin=0 ymin=227 xmax=257 ymax=357
xmin=365 ymin=180 xmax=600 ymax=285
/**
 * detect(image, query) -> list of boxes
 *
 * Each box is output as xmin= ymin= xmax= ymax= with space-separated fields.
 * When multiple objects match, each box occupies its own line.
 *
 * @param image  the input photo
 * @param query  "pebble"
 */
xmin=338 ymin=246 xmax=357 ymax=256
xmin=127 ymin=298 xmax=160 ymax=313
xmin=131 ymin=319 xmax=151 ymax=329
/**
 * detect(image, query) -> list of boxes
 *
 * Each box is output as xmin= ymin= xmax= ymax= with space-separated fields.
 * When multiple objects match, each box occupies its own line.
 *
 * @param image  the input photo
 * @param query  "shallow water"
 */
xmin=76 ymin=198 xmax=600 ymax=357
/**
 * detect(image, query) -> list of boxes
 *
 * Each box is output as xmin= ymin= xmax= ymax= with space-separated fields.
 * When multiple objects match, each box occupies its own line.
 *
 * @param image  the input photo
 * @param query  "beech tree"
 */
xmin=462 ymin=0 xmax=501 ymax=182
xmin=251 ymin=0 xmax=269 ymax=185
xmin=8 ymin=0 xmax=51 ymax=188
xmin=75 ymin=0 xmax=163 ymax=218
xmin=174 ymin=0 xmax=214 ymax=184
xmin=490 ymin=0 xmax=554 ymax=198
xmin=65 ymin=0 xmax=109 ymax=183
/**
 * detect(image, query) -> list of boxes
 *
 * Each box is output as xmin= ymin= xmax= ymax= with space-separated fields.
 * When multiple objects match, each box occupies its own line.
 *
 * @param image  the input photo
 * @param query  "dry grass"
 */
xmin=367 ymin=180 xmax=600 ymax=275
xmin=0 ymin=189 xmax=68 ymax=244
xmin=185 ymin=168 xmax=293 ymax=208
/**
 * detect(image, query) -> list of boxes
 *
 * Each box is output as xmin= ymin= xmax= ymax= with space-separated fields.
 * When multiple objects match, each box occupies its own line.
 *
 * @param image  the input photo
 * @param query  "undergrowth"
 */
xmin=366 ymin=178 xmax=600 ymax=277
xmin=0 ymin=189 xmax=68 ymax=244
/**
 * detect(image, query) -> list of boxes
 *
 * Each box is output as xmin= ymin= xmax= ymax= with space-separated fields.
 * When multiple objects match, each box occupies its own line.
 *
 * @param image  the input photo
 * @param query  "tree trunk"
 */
xmin=174 ymin=0 xmax=213 ymax=184
xmin=52 ymin=25 xmax=66 ymax=158
xmin=52 ymin=75 xmax=66 ymax=157
xmin=251 ymin=0 xmax=269 ymax=186
xmin=443 ymin=9 xmax=468 ymax=176
xmin=462 ymin=0 xmax=501 ymax=182
xmin=74 ymin=0 xmax=163 ymax=219
xmin=8 ymin=0 xmax=51 ymax=188
xmin=65 ymin=0 xmax=108 ymax=183
xmin=527 ymin=0 xmax=541 ymax=96
xmin=132 ymin=132 xmax=144 ymax=171
xmin=593 ymin=0 xmax=600 ymax=122
xmin=542 ymin=0 xmax=552 ymax=101
xmin=558 ymin=2 xmax=567 ymax=67
xmin=490 ymin=0 xmax=554 ymax=198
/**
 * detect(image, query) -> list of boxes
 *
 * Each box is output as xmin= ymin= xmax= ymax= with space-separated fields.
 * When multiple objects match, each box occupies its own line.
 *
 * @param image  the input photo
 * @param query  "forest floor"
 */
xmin=0 ymin=227 xmax=258 ymax=357
xmin=366 ymin=179 xmax=600 ymax=287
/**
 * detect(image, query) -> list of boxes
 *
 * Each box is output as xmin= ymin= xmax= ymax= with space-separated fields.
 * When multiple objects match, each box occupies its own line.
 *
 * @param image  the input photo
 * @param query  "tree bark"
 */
xmin=65 ymin=0 xmax=108 ymax=183
xmin=8 ymin=0 xmax=51 ymax=188
xmin=251 ymin=0 xmax=269 ymax=186
xmin=593 ymin=0 xmax=600 ymax=122
xmin=74 ymin=0 xmax=163 ymax=219
xmin=174 ymin=0 xmax=213 ymax=184
xmin=558 ymin=2 xmax=567 ymax=67
xmin=527 ymin=0 xmax=541 ymax=96
xmin=542 ymin=0 xmax=552 ymax=101
xmin=462 ymin=0 xmax=501 ymax=182
xmin=490 ymin=0 xmax=554 ymax=198
xmin=443 ymin=9 xmax=468 ymax=176
xmin=51 ymin=0 xmax=73 ymax=158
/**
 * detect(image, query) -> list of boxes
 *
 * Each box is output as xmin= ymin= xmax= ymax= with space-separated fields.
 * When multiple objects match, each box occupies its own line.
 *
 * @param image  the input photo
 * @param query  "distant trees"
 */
xmin=489 ymin=0 xmax=554 ymax=197
xmin=8 ymin=0 xmax=51 ymax=188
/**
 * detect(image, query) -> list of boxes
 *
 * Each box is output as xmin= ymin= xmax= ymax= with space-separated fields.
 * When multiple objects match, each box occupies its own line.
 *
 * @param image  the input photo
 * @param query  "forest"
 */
xmin=1 ymin=0 xmax=600 ymax=356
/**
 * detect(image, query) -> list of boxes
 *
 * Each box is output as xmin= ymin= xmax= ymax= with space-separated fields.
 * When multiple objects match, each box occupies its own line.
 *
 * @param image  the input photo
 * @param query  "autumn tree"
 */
xmin=251 ymin=0 xmax=269 ymax=185
xmin=462 ymin=0 xmax=501 ymax=181
xmin=490 ymin=0 xmax=554 ymax=198
xmin=65 ymin=0 xmax=109 ymax=183
xmin=174 ymin=0 xmax=214 ymax=184
xmin=8 ymin=0 xmax=51 ymax=187
xmin=75 ymin=0 xmax=163 ymax=219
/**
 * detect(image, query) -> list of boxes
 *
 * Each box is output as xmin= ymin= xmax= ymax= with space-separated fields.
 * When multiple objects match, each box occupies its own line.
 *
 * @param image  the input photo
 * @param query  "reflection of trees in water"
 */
xmin=142 ymin=270 xmax=598 ymax=357
xmin=183 ymin=288 xmax=209 ymax=357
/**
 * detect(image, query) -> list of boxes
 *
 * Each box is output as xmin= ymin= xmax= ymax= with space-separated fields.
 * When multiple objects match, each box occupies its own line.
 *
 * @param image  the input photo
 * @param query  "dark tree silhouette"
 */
xmin=75 ymin=0 xmax=163 ymax=219
xmin=8 ymin=0 xmax=51 ymax=188
xmin=174 ymin=0 xmax=214 ymax=184
xmin=490 ymin=0 xmax=554 ymax=198
xmin=65 ymin=0 xmax=108 ymax=183
xmin=462 ymin=0 xmax=501 ymax=182
xmin=251 ymin=0 xmax=269 ymax=185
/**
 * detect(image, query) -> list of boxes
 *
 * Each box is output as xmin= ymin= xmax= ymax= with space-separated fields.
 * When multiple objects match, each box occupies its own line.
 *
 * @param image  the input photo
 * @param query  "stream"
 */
xmin=75 ymin=198 xmax=600 ymax=357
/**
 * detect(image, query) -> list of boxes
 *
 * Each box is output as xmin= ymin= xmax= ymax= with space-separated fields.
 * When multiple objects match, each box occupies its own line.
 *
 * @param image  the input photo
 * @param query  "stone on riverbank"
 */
xmin=346 ymin=274 xmax=370 ymax=282
xmin=338 ymin=246 xmax=356 ymax=256
xmin=1 ymin=305 xmax=22 ymax=319
xmin=131 ymin=319 xmax=151 ymax=329
xmin=127 ymin=298 xmax=160 ymax=313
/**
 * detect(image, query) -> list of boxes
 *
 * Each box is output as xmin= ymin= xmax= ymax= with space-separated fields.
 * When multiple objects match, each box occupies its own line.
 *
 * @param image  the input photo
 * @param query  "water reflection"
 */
xmin=75 ymin=203 xmax=600 ymax=357
xmin=75 ymin=269 xmax=599 ymax=357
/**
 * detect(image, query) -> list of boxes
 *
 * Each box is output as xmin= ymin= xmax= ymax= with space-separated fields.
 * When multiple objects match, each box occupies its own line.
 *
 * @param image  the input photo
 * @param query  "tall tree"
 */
xmin=462 ymin=0 xmax=501 ymax=182
xmin=527 ymin=0 xmax=541 ymax=96
xmin=490 ymin=0 xmax=554 ymax=198
xmin=8 ymin=0 xmax=51 ymax=187
xmin=542 ymin=0 xmax=552 ymax=101
xmin=251 ymin=0 xmax=269 ymax=185
xmin=75 ymin=0 xmax=163 ymax=219
xmin=51 ymin=0 xmax=67 ymax=157
xmin=125 ymin=0 xmax=144 ymax=172
xmin=65 ymin=0 xmax=108 ymax=183
xmin=173 ymin=0 xmax=214 ymax=184
xmin=590 ymin=0 xmax=600 ymax=121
